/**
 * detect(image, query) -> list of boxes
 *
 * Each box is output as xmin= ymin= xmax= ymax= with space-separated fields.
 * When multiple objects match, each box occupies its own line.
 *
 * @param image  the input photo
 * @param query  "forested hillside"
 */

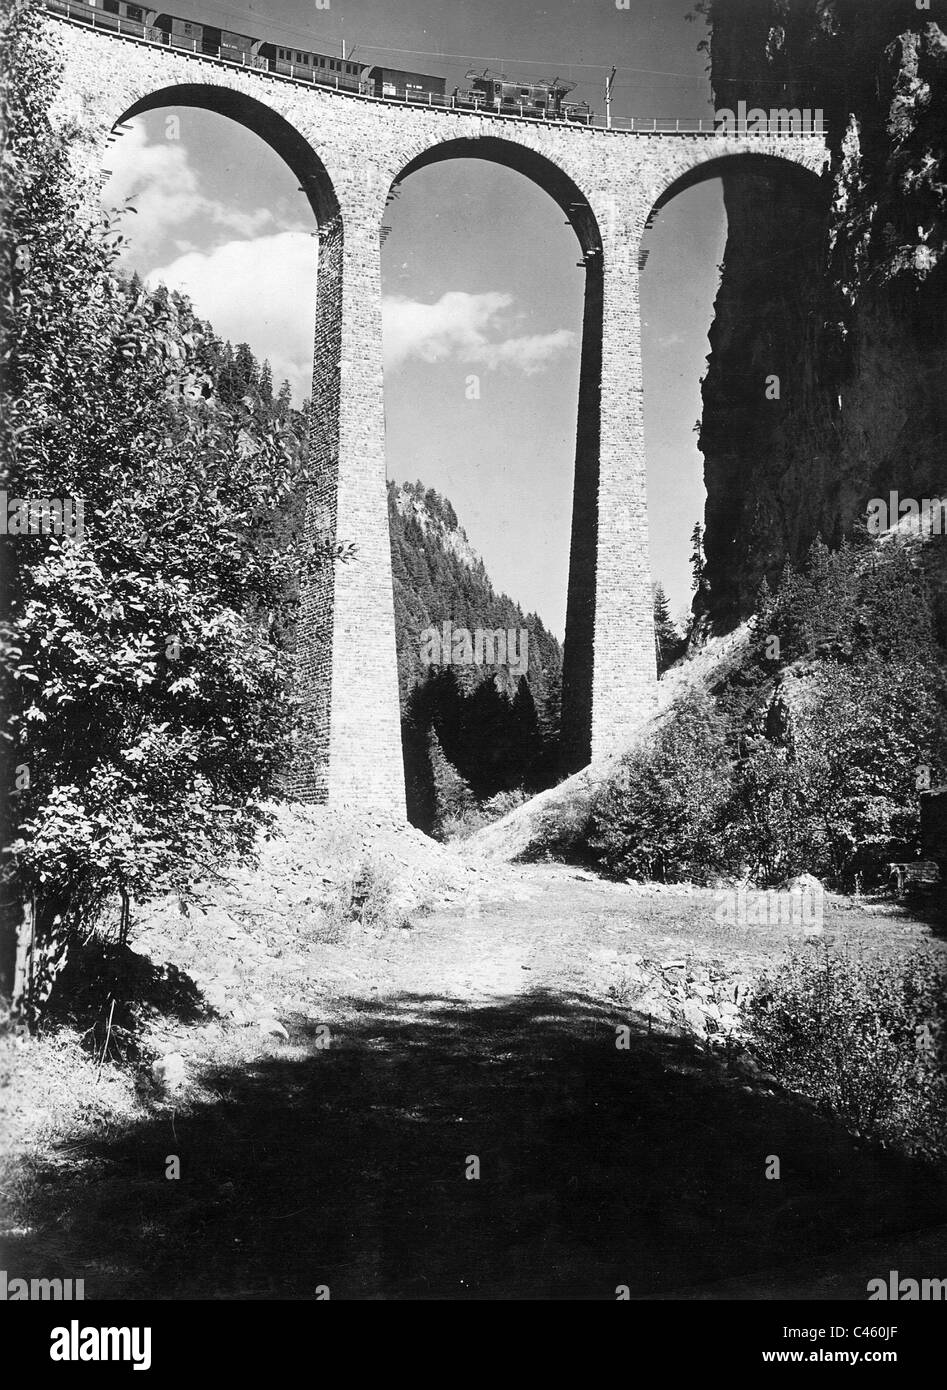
xmin=389 ymin=480 xmax=564 ymax=834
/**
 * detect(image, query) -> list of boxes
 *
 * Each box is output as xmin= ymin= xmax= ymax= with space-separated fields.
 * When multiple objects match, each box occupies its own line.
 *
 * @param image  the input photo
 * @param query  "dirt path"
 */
xmin=4 ymin=866 xmax=946 ymax=1300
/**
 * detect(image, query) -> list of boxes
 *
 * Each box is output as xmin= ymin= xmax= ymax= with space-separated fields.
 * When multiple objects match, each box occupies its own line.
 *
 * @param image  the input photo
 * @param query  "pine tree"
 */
xmin=653 ymin=582 xmax=683 ymax=674
xmin=234 ymin=341 xmax=257 ymax=395
xmin=511 ymin=677 xmax=543 ymax=786
xmin=259 ymin=359 xmax=273 ymax=404
xmin=690 ymin=523 xmax=707 ymax=595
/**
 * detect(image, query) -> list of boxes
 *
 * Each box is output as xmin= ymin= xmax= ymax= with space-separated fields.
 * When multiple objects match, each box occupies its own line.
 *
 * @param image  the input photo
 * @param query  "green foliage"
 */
xmin=390 ymin=481 xmax=563 ymax=826
xmin=428 ymin=726 xmax=477 ymax=832
xmin=739 ymin=534 xmax=947 ymax=883
xmin=751 ymin=536 xmax=937 ymax=668
xmin=788 ymin=657 xmax=945 ymax=881
xmin=745 ymin=944 xmax=947 ymax=1159
xmin=590 ymin=691 xmax=735 ymax=883
xmin=589 ymin=532 xmax=947 ymax=888
xmin=727 ymin=738 xmax=813 ymax=882
xmin=689 ymin=522 xmax=708 ymax=597
xmin=653 ymin=582 xmax=685 ymax=674
xmin=326 ymin=859 xmax=409 ymax=935
xmin=388 ymin=478 xmax=562 ymax=717
xmin=440 ymin=787 xmax=529 ymax=842
xmin=0 ymin=1 xmax=339 ymax=1010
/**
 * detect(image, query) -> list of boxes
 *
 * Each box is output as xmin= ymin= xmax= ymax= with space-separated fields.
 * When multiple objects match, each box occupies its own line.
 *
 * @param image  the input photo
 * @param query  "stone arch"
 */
xmin=382 ymin=134 xmax=605 ymax=774
xmin=644 ymin=148 xmax=828 ymax=227
xmin=389 ymin=134 xmax=604 ymax=257
xmin=636 ymin=148 xmax=831 ymax=631
xmin=113 ymin=82 xmax=339 ymax=222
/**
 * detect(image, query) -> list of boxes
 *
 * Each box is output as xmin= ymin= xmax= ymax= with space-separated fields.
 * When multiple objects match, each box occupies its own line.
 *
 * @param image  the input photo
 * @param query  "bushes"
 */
xmin=440 ymin=788 xmax=528 ymax=842
xmin=586 ymin=533 xmax=947 ymax=888
xmin=787 ymin=657 xmax=945 ymax=884
xmin=589 ymin=691 xmax=735 ymax=882
xmin=325 ymin=860 xmax=409 ymax=936
xmin=728 ymin=738 xmax=814 ymax=883
xmin=744 ymin=943 xmax=947 ymax=1159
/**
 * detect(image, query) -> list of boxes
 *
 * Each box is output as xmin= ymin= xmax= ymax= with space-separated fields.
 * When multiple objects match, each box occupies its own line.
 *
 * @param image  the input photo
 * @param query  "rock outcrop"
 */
xmin=699 ymin=0 xmax=947 ymax=626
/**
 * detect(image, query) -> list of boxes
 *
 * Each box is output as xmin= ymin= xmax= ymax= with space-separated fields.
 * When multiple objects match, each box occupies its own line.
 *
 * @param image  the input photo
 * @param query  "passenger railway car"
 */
xmin=367 ymin=66 xmax=447 ymax=101
xmin=258 ymin=42 xmax=364 ymax=89
xmin=49 ymin=0 xmax=156 ymax=34
xmin=153 ymin=14 xmax=265 ymax=66
xmin=97 ymin=2 xmax=150 ymax=27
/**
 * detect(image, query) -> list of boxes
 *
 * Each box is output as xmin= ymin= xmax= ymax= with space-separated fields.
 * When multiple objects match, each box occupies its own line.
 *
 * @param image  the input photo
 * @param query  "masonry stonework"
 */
xmin=47 ymin=15 xmax=829 ymax=815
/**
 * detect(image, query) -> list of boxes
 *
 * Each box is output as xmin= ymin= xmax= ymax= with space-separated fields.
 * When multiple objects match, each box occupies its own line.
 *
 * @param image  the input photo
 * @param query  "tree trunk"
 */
xmin=0 ymin=896 xmax=18 ymax=1006
xmin=9 ymin=893 xmax=72 ymax=1028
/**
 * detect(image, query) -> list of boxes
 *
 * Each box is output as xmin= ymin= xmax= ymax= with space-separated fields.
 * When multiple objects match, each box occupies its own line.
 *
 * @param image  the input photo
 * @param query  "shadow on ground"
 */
xmin=43 ymin=941 xmax=209 ymax=1061
xmin=893 ymin=888 xmax=947 ymax=936
xmin=5 ymin=989 xmax=947 ymax=1300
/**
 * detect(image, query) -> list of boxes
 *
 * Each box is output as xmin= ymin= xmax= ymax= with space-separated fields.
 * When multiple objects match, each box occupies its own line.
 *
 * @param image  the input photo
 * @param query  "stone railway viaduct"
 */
xmin=46 ymin=12 xmax=829 ymax=815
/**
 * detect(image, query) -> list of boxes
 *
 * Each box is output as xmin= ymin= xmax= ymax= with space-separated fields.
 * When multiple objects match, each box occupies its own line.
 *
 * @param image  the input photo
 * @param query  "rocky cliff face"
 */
xmin=699 ymin=0 xmax=947 ymax=626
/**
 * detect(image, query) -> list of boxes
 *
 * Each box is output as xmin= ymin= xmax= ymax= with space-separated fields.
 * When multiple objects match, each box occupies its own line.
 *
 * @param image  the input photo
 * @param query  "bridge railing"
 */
xmin=44 ymin=1 xmax=827 ymax=136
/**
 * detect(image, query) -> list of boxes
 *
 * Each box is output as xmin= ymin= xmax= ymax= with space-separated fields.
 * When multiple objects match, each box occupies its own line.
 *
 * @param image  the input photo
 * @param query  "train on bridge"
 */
xmin=47 ymin=1 xmax=595 ymax=123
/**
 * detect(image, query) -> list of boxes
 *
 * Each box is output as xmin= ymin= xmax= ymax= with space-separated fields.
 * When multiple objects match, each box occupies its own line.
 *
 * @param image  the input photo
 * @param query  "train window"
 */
xmin=103 ymin=1 xmax=119 ymax=11
xmin=278 ymin=48 xmax=289 ymax=60
xmin=126 ymin=5 xmax=143 ymax=18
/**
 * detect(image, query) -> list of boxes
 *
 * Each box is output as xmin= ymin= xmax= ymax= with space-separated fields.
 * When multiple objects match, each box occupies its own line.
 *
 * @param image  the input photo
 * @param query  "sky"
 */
xmin=100 ymin=0 xmax=724 ymax=635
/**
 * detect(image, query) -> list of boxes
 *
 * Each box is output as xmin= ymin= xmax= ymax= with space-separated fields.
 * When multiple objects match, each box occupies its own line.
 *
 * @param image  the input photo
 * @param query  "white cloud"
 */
xmin=102 ymin=124 xmax=278 ymax=261
xmin=148 ymin=233 xmax=317 ymax=402
xmin=474 ymin=328 xmax=576 ymax=373
xmin=382 ymin=291 xmax=576 ymax=375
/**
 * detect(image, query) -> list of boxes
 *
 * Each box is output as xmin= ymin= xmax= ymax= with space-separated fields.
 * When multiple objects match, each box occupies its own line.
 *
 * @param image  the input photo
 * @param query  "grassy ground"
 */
xmin=1 ymin=839 xmax=945 ymax=1301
